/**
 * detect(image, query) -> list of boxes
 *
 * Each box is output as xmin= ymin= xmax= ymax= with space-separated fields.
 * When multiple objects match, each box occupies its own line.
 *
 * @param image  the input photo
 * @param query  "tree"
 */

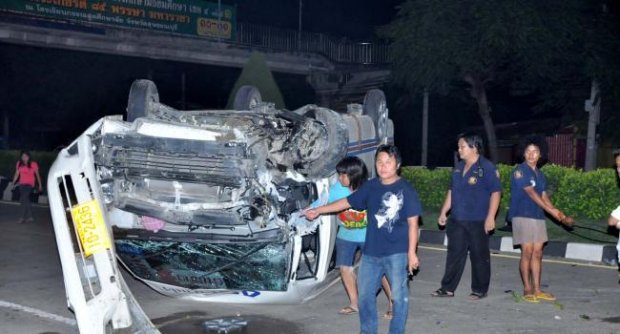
xmin=381 ymin=0 xmax=600 ymax=162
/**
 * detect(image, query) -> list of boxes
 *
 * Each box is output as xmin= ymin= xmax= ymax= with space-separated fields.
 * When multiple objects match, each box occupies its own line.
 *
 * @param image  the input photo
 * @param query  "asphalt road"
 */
xmin=1 ymin=202 xmax=618 ymax=334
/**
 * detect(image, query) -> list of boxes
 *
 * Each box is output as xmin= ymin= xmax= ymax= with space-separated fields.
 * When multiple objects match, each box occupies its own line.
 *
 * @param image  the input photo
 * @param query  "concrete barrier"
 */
xmin=419 ymin=229 xmax=618 ymax=265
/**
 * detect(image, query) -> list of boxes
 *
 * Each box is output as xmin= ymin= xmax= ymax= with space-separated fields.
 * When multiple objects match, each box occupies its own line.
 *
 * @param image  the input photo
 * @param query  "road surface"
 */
xmin=0 ymin=202 xmax=618 ymax=334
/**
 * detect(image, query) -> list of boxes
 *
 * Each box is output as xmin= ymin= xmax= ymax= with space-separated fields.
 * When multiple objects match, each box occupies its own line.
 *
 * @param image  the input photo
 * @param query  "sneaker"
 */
xmin=26 ymin=217 xmax=34 ymax=223
xmin=17 ymin=219 xmax=24 ymax=224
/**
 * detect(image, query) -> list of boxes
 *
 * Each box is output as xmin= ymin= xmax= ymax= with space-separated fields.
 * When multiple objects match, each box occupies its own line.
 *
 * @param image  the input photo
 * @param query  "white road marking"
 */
xmin=419 ymin=245 xmax=616 ymax=270
xmin=0 ymin=300 xmax=77 ymax=327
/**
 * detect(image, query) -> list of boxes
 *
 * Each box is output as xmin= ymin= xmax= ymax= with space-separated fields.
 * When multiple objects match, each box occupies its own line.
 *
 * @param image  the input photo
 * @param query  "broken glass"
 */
xmin=115 ymin=239 xmax=290 ymax=291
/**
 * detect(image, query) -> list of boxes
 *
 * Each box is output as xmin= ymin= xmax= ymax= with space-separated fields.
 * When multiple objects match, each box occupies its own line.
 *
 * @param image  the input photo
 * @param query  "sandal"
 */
xmin=534 ymin=291 xmax=556 ymax=301
xmin=338 ymin=306 xmax=358 ymax=315
xmin=522 ymin=294 xmax=540 ymax=303
xmin=468 ymin=292 xmax=487 ymax=300
xmin=431 ymin=289 xmax=454 ymax=297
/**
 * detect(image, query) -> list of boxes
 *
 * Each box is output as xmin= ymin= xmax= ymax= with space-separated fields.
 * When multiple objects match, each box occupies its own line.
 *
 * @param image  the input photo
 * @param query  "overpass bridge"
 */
xmin=0 ymin=11 xmax=391 ymax=109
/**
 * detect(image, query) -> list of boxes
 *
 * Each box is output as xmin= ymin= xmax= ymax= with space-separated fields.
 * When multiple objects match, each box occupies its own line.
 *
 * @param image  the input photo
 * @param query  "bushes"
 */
xmin=496 ymin=164 xmax=514 ymax=211
xmin=402 ymin=164 xmax=619 ymax=220
xmin=553 ymin=168 xmax=618 ymax=219
xmin=401 ymin=167 xmax=451 ymax=211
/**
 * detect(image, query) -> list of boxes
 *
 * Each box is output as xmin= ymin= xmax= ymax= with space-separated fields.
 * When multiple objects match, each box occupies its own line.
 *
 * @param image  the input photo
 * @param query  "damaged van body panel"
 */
xmin=48 ymin=80 xmax=393 ymax=332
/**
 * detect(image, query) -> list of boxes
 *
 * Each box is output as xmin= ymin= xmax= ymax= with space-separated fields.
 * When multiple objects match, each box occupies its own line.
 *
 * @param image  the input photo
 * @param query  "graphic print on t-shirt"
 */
xmin=338 ymin=209 xmax=368 ymax=229
xmin=374 ymin=191 xmax=403 ymax=233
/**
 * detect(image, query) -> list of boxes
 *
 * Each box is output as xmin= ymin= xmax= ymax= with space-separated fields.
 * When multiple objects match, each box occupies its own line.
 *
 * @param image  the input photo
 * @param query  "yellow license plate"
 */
xmin=71 ymin=199 xmax=111 ymax=257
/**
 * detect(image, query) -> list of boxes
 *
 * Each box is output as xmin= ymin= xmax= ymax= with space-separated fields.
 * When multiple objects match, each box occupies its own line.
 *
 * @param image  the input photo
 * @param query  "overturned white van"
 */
xmin=47 ymin=79 xmax=393 ymax=333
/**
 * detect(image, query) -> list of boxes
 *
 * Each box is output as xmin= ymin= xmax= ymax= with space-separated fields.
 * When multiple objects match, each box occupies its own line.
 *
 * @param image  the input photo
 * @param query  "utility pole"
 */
xmin=298 ymin=0 xmax=303 ymax=50
xmin=421 ymin=89 xmax=429 ymax=166
xmin=217 ymin=0 xmax=222 ymax=43
xmin=584 ymin=80 xmax=600 ymax=171
xmin=181 ymin=72 xmax=186 ymax=110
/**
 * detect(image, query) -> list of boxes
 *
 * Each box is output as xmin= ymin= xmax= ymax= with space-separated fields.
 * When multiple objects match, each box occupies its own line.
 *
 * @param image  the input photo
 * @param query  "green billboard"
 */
xmin=0 ymin=0 xmax=236 ymax=40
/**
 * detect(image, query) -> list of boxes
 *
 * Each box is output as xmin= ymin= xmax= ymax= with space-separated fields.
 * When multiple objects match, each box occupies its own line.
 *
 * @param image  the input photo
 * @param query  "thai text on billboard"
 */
xmin=0 ymin=0 xmax=237 ymax=39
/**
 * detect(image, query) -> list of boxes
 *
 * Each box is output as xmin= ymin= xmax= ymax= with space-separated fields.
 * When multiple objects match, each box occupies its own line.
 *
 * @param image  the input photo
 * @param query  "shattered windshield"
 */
xmin=115 ymin=239 xmax=290 ymax=291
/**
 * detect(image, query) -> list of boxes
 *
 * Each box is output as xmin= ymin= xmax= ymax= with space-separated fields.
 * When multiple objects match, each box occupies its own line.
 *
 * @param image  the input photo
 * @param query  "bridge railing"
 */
xmin=234 ymin=23 xmax=390 ymax=65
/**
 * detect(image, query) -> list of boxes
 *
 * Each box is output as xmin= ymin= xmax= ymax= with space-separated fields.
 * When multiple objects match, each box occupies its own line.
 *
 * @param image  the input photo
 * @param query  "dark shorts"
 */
xmin=335 ymin=238 xmax=364 ymax=267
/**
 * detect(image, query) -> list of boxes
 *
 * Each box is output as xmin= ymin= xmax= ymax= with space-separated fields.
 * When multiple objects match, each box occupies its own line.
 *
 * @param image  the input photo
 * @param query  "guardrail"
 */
xmin=234 ymin=23 xmax=390 ymax=65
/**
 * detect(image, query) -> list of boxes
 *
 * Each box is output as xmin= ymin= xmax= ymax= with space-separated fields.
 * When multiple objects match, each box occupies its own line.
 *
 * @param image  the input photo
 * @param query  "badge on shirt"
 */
xmin=529 ymin=178 xmax=536 ymax=187
xmin=495 ymin=170 xmax=500 ymax=179
xmin=468 ymin=176 xmax=477 ymax=185
xmin=514 ymin=170 xmax=523 ymax=179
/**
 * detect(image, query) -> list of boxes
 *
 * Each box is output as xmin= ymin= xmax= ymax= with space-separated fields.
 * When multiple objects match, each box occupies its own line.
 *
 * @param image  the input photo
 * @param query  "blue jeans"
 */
xmin=358 ymin=253 xmax=409 ymax=334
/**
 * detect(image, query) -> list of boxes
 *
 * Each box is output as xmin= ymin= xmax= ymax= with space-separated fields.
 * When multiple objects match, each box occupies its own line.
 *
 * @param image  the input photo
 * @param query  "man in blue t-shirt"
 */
xmin=432 ymin=133 xmax=501 ymax=300
xmin=319 ymin=157 xmax=392 ymax=317
xmin=305 ymin=145 xmax=421 ymax=334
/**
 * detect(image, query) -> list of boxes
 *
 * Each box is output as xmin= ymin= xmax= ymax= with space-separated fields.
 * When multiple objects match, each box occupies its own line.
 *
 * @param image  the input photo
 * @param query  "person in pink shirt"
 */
xmin=11 ymin=151 xmax=43 ymax=223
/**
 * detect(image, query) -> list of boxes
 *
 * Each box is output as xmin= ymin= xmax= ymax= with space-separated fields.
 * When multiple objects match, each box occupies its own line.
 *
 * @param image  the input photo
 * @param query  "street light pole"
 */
xmin=298 ymin=0 xmax=302 ymax=50
xmin=421 ymin=89 xmax=429 ymax=166
xmin=217 ymin=0 xmax=221 ymax=43
xmin=584 ymin=80 xmax=600 ymax=171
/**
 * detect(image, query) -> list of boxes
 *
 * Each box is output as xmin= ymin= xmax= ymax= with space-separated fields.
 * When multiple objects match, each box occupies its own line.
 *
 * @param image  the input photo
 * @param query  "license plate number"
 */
xmin=71 ymin=200 xmax=111 ymax=257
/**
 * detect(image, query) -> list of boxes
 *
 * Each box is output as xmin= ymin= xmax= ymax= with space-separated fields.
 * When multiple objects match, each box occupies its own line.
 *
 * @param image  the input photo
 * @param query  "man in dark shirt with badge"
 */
xmin=431 ymin=133 xmax=501 ymax=300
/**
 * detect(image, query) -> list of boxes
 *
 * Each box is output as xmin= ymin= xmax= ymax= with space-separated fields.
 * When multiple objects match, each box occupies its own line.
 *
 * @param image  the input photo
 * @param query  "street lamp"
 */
xmin=298 ymin=0 xmax=302 ymax=50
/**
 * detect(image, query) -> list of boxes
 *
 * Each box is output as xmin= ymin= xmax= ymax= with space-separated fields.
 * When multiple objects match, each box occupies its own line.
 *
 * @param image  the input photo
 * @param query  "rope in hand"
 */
xmin=554 ymin=213 xmax=616 ymax=244
xmin=563 ymin=223 xmax=617 ymax=244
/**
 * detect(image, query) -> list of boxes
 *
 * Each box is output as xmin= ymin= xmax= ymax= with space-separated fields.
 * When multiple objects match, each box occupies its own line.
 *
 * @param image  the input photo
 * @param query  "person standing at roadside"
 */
xmin=327 ymin=157 xmax=393 ymax=318
xmin=305 ymin=145 xmax=421 ymax=334
xmin=12 ymin=151 xmax=43 ymax=223
xmin=608 ymin=148 xmax=620 ymax=284
xmin=507 ymin=136 xmax=574 ymax=303
xmin=432 ymin=133 xmax=501 ymax=300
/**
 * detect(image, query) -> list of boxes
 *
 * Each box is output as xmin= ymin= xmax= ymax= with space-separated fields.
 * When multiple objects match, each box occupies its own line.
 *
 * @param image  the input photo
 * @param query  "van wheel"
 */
xmin=363 ymin=89 xmax=388 ymax=142
xmin=303 ymin=108 xmax=348 ymax=178
xmin=233 ymin=85 xmax=262 ymax=110
xmin=127 ymin=79 xmax=159 ymax=122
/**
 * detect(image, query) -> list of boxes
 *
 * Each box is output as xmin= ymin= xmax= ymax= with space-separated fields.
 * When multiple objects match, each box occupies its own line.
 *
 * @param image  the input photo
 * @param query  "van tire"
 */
xmin=127 ymin=79 xmax=159 ymax=122
xmin=363 ymin=89 xmax=388 ymax=142
xmin=303 ymin=108 xmax=348 ymax=178
xmin=233 ymin=85 xmax=262 ymax=110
